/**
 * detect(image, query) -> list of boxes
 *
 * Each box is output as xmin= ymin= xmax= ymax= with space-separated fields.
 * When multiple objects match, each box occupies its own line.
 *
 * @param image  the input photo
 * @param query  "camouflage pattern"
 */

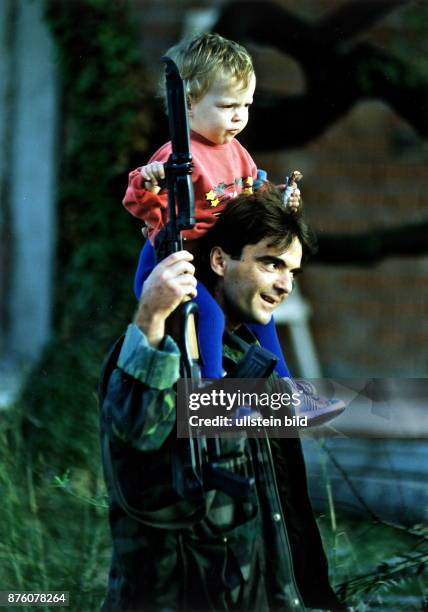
xmin=99 ymin=324 xmax=343 ymax=611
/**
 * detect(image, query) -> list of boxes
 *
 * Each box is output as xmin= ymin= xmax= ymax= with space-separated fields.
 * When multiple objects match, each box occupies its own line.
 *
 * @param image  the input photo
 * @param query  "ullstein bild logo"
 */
xmin=176 ymin=378 xmax=428 ymax=439
xmin=176 ymin=378 xmax=309 ymax=438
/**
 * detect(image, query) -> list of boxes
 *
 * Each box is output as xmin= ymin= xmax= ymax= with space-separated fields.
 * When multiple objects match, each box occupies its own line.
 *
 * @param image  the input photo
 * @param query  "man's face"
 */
xmin=213 ymin=236 xmax=303 ymax=330
xmin=189 ymin=73 xmax=256 ymax=145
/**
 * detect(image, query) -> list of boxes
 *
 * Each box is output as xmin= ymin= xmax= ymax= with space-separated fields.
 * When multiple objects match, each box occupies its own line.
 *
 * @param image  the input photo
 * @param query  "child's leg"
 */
xmin=134 ymin=245 xmax=224 ymax=378
xmin=249 ymin=319 xmax=347 ymax=427
xmin=247 ymin=318 xmax=291 ymax=377
xmin=195 ymin=281 xmax=225 ymax=378
xmin=134 ymin=241 xmax=156 ymax=299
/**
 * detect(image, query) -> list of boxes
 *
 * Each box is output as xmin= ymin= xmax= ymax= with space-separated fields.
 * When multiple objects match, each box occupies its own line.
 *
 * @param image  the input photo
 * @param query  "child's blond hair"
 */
xmin=160 ymin=32 xmax=254 ymax=106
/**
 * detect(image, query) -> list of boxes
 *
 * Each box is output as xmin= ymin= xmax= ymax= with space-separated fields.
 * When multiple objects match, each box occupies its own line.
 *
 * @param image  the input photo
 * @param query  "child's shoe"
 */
xmin=285 ymin=378 xmax=346 ymax=427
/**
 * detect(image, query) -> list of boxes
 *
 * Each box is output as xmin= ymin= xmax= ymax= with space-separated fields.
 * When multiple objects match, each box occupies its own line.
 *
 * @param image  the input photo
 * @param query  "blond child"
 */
xmin=124 ymin=33 xmax=300 ymax=378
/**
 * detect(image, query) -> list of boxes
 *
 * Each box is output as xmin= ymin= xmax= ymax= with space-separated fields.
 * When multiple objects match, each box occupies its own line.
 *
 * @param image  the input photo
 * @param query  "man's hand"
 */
xmin=140 ymin=161 xmax=165 ymax=194
xmin=134 ymin=251 xmax=197 ymax=347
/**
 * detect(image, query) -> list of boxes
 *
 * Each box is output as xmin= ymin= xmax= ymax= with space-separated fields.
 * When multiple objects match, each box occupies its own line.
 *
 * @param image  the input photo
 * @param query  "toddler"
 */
xmin=124 ymin=33 xmax=300 ymax=378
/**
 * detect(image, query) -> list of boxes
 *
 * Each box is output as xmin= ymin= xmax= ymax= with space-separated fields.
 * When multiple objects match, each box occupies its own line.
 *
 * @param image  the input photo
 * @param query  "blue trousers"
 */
xmin=134 ymin=242 xmax=291 ymax=378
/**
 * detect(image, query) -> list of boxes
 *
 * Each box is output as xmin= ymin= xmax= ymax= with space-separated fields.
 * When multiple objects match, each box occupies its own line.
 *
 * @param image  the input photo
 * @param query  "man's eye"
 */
xmin=263 ymin=262 xmax=279 ymax=271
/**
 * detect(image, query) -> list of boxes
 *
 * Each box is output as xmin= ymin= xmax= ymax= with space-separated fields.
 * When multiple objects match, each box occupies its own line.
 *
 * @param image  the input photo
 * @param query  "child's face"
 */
xmin=189 ymin=73 xmax=256 ymax=145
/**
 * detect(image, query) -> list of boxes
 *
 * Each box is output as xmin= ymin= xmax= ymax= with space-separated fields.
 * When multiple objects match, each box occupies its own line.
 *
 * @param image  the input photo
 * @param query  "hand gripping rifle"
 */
xmin=156 ymin=58 xmax=264 ymax=501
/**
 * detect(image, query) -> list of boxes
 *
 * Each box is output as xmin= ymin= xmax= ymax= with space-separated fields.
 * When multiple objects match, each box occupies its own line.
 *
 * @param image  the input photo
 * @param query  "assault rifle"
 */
xmin=156 ymin=57 xmax=277 ymax=501
xmin=153 ymin=57 xmax=204 ymax=498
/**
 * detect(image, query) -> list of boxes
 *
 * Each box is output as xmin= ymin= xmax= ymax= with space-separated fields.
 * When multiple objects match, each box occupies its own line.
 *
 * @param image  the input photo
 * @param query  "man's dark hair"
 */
xmin=196 ymin=185 xmax=318 ymax=289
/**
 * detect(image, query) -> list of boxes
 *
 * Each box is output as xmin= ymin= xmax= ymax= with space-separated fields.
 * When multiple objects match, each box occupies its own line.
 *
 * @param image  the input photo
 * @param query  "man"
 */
xmin=100 ymin=187 xmax=344 ymax=611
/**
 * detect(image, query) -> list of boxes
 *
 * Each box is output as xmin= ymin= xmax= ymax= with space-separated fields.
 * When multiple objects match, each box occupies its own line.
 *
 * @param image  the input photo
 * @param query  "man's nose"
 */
xmin=274 ymin=271 xmax=293 ymax=295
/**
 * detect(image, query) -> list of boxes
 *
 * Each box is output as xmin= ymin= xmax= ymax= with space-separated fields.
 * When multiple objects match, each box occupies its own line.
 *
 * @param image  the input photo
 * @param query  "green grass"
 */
xmin=318 ymin=511 xmax=428 ymax=610
xmin=1 ymin=415 xmax=427 ymax=611
xmin=0 ymin=415 xmax=110 ymax=612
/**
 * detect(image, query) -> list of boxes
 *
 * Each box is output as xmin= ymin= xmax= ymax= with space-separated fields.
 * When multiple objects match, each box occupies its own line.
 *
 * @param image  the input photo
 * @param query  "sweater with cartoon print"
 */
xmin=123 ymin=130 xmax=257 ymax=242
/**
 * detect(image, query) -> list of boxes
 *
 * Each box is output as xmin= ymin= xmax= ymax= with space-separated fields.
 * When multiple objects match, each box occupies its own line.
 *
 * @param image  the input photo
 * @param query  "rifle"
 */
xmin=156 ymin=57 xmax=273 ymax=501
xmin=153 ymin=57 xmax=205 ymax=499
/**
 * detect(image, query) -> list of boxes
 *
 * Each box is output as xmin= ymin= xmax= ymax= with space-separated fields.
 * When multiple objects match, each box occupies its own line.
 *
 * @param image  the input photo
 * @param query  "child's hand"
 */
xmin=278 ymin=170 xmax=303 ymax=211
xmin=140 ymin=161 xmax=165 ymax=194
xmin=286 ymin=185 xmax=301 ymax=211
xmin=141 ymin=221 xmax=155 ymax=239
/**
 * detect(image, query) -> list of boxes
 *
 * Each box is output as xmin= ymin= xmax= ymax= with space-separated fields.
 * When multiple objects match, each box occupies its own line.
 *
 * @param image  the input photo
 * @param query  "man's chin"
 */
xmin=249 ymin=311 xmax=272 ymax=326
xmin=225 ymin=302 xmax=272 ymax=328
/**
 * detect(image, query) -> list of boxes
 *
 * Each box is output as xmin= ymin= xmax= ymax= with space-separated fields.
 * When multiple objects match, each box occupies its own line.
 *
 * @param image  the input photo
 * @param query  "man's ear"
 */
xmin=210 ymin=246 xmax=229 ymax=277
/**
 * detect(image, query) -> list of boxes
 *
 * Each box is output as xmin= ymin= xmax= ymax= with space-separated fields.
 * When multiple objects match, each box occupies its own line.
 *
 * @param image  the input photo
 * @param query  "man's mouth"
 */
xmin=261 ymin=294 xmax=279 ymax=306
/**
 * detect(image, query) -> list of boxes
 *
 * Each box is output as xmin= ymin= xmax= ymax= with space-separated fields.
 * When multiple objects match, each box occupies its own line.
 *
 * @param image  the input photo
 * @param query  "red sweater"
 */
xmin=123 ymin=131 xmax=257 ymax=242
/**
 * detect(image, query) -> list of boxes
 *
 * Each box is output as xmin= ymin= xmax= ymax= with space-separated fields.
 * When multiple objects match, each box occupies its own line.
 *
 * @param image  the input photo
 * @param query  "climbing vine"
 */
xmin=20 ymin=0 xmax=154 ymax=469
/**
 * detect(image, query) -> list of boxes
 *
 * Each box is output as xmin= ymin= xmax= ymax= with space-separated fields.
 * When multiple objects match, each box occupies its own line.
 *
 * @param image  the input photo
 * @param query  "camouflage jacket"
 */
xmin=99 ymin=324 xmax=343 ymax=611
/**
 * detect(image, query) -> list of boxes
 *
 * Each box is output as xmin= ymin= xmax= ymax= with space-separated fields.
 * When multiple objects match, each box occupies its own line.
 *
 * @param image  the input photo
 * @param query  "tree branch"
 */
xmin=214 ymin=0 xmax=427 ymax=149
xmin=314 ymin=219 xmax=428 ymax=266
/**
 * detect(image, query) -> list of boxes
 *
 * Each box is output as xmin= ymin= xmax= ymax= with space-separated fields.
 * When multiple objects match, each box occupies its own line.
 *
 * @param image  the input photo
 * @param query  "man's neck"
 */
xmin=212 ymin=284 xmax=242 ymax=332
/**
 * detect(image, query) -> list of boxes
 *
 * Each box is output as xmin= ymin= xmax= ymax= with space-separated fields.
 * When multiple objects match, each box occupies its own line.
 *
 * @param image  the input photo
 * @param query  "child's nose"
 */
xmin=232 ymin=107 xmax=246 ymax=122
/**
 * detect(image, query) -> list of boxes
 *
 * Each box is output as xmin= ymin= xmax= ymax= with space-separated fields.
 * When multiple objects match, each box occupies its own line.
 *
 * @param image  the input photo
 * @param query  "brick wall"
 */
xmin=133 ymin=0 xmax=428 ymax=376
xmin=258 ymin=102 xmax=428 ymax=377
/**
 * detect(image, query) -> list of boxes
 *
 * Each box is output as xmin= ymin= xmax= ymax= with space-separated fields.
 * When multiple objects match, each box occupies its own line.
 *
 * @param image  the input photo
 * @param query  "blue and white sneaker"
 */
xmin=285 ymin=378 xmax=346 ymax=427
